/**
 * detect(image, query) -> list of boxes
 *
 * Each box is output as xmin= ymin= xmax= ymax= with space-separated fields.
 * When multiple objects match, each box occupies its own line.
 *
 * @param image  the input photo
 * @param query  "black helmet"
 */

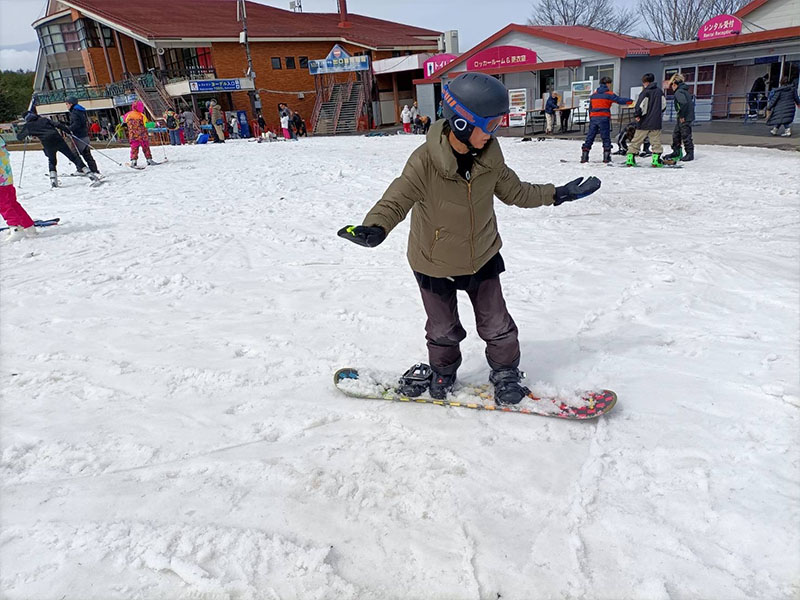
xmin=442 ymin=72 xmax=509 ymax=143
xmin=66 ymin=96 xmax=78 ymax=106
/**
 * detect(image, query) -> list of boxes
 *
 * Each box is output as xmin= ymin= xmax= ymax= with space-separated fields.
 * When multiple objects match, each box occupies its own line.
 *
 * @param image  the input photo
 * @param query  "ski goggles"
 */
xmin=442 ymin=85 xmax=506 ymax=135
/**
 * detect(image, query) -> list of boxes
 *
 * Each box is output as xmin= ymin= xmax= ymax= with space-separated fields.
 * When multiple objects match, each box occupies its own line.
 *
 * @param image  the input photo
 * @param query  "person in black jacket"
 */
xmin=766 ymin=76 xmax=800 ymax=137
xmin=65 ymin=96 xmax=99 ymax=174
xmin=747 ymin=73 xmax=769 ymax=117
xmin=663 ymin=73 xmax=695 ymax=162
xmin=626 ymin=73 xmax=666 ymax=167
xmin=15 ymin=111 xmax=98 ymax=188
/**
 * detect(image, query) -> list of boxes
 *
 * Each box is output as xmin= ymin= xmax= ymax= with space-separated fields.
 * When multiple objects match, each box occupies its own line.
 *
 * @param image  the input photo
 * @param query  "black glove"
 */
xmin=338 ymin=225 xmax=386 ymax=248
xmin=554 ymin=176 xmax=601 ymax=206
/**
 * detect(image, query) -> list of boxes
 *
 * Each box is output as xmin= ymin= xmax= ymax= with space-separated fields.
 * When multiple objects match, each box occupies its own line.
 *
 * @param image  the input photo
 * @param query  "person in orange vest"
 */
xmin=581 ymin=77 xmax=633 ymax=164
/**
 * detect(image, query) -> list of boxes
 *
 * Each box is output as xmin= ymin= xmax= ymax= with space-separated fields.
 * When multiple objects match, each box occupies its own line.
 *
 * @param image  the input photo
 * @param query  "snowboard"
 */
xmin=0 ymin=218 xmax=60 ymax=232
xmin=334 ymin=367 xmax=617 ymax=420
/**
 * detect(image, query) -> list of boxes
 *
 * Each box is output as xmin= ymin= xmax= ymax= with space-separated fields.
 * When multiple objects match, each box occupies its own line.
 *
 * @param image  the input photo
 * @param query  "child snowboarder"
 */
xmin=124 ymin=100 xmax=157 ymax=168
xmin=663 ymin=73 xmax=695 ymax=162
xmin=15 ymin=111 xmax=99 ymax=187
xmin=626 ymin=72 xmax=667 ymax=167
xmin=0 ymin=137 xmax=36 ymax=242
xmin=581 ymin=77 xmax=633 ymax=163
xmin=338 ymin=72 xmax=602 ymax=405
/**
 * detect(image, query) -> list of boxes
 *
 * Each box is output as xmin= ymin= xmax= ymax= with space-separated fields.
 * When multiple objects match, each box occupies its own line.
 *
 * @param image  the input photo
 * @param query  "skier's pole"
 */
xmin=18 ymin=137 xmax=28 ymax=188
xmin=66 ymin=132 xmax=124 ymax=167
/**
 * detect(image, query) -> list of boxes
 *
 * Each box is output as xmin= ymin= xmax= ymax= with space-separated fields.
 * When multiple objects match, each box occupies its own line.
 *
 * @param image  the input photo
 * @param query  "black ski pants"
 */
xmin=418 ymin=276 xmax=520 ymax=375
xmin=73 ymin=136 xmax=98 ymax=173
xmin=42 ymin=136 xmax=86 ymax=172
xmin=672 ymin=120 xmax=694 ymax=155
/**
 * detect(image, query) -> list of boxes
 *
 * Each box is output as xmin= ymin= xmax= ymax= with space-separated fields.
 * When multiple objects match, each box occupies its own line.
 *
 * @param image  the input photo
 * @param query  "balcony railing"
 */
xmin=33 ymin=85 xmax=110 ymax=105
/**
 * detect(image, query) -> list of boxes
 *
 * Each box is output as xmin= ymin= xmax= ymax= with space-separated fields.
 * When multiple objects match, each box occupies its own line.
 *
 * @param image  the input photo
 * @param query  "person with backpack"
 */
xmin=581 ymin=77 xmax=633 ymax=163
xmin=65 ymin=96 xmax=99 ymax=174
xmin=662 ymin=73 xmax=695 ymax=162
xmin=164 ymin=108 xmax=182 ymax=145
xmin=766 ymin=76 xmax=800 ymax=137
xmin=625 ymin=73 xmax=667 ymax=167
xmin=337 ymin=73 xmax=602 ymax=405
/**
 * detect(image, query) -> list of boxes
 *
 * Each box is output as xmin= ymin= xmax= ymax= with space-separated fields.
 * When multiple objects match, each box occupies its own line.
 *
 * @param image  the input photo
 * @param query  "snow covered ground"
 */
xmin=1 ymin=134 xmax=798 ymax=600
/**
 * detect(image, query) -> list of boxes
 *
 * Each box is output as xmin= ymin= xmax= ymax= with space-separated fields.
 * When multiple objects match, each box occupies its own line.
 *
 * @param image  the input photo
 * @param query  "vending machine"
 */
xmin=507 ymin=88 xmax=528 ymax=127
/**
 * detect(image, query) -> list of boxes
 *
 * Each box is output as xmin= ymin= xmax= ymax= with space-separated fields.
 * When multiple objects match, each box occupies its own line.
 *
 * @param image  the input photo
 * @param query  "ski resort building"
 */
xmin=30 ymin=0 xmax=441 ymax=133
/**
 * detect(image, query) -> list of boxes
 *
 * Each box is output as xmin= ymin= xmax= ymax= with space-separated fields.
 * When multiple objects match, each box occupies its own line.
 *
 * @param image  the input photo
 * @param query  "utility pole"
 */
xmin=237 ymin=0 xmax=258 ymax=119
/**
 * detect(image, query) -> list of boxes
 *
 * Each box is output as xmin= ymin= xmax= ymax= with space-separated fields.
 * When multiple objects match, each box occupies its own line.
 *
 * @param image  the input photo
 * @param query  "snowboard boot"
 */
xmin=48 ymin=171 xmax=59 ymax=188
xmin=625 ymin=153 xmax=636 ymax=167
xmin=651 ymin=153 xmax=663 ymax=168
xmin=396 ymin=363 xmax=432 ymax=398
xmin=662 ymin=147 xmax=682 ymax=162
xmin=429 ymin=370 xmax=457 ymax=400
xmin=580 ymin=149 xmax=589 ymax=163
xmin=602 ymin=148 xmax=611 ymax=163
xmin=680 ymin=151 xmax=694 ymax=162
xmin=489 ymin=368 xmax=529 ymax=406
xmin=781 ymin=128 xmax=792 ymax=137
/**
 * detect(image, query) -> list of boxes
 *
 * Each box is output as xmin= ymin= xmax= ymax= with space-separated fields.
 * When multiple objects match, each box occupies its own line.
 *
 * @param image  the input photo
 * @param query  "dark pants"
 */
xmin=168 ymin=129 xmax=182 ymax=145
xmin=672 ymin=120 xmax=694 ymax=155
xmin=418 ymin=276 xmax=520 ymax=375
xmin=73 ymin=136 xmax=98 ymax=173
xmin=560 ymin=109 xmax=571 ymax=132
xmin=43 ymin=136 xmax=86 ymax=172
xmin=582 ymin=117 xmax=612 ymax=151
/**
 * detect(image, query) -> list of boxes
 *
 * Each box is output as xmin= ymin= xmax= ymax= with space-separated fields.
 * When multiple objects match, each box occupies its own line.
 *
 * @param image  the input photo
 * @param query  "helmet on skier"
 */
xmin=132 ymin=100 xmax=145 ymax=112
xmin=442 ymin=72 xmax=509 ymax=144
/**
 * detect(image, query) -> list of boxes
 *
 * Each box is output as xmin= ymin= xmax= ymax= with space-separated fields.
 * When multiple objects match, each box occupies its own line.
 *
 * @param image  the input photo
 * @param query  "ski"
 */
xmin=125 ymin=162 xmax=145 ymax=170
xmin=0 ymin=218 xmax=60 ymax=232
xmin=334 ymin=367 xmax=617 ymax=420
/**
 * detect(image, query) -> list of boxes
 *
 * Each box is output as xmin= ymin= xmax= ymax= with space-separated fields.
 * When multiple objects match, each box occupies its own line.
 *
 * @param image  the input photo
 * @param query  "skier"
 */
xmin=124 ymin=100 xmax=157 ymax=167
xmin=626 ymin=73 xmax=667 ymax=167
xmin=65 ymin=96 xmax=99 ymax=174
xmin=337 ymin=72 xmax=602 ymax=405
xmin=15 ymin=111 xmax=99 ymax=187
xmin=0 ymin=137 xmax=36 ymax=242
xmin=581 ymin=76 xmax=633 ymax=164
xmin=662 ymin=73 xmax=695 ymax=162
xmin=766 ymin=76 xmax=800 ymax=137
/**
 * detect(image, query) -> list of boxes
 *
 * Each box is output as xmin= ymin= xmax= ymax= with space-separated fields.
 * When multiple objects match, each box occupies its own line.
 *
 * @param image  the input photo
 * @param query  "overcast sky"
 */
xmin=0 ymin=0 xmax=639 ymax=71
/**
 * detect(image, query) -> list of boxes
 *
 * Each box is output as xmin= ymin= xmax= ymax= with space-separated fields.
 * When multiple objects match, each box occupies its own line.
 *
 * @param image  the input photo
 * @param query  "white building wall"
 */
xmin=741 ymin=0 xmax=800 ymax=31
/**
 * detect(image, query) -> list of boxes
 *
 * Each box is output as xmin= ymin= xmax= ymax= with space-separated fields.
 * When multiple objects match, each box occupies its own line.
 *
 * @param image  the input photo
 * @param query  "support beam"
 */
xmin=114 ymin=30 xmax=128 ymax=75
xmin=392 ymin=72 xmax=399 ymax=124
xmin=134 ymin=40 xmax=145 ymax=73
xmin=99 ymin=23 xmax=115 ymax=82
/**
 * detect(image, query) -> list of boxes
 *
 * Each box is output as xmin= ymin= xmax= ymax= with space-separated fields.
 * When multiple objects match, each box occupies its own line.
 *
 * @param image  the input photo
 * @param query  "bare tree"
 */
xmin=528 ymin=0 xmax=639 ymax=35
xmin=637 ymin=0 xmax=750 ymax=41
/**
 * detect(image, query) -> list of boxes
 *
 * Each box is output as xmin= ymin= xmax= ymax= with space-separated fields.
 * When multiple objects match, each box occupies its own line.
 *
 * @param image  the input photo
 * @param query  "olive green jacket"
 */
xmin=363 ymin=119 xmax=556 ymax=278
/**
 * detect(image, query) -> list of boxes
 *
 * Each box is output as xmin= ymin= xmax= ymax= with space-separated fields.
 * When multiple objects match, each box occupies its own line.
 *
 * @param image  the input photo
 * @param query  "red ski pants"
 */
xmin=0 ymin=185 xmax=34 ymax=229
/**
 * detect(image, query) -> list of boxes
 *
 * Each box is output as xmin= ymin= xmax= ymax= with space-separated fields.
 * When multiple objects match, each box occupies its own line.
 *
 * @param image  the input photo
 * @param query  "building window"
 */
xmin=285 ymin=56 xmax=296 ymax=69
xmin=46 ymin=66 xmax=88 ymax=90
xmin=271 ymin=57 xmax=282 ymax=69
xmin=664 ymin=64 xmax=714 ymax=99
xmin=75 ymin=19 xmax=114 ymax=50
xmin=38 ymin=21 xmax=84 ymax=55
xmin=299 ymin=56 xmax=308 ymax=69
xmin=583 ymin=64 xmax=615 ymax=85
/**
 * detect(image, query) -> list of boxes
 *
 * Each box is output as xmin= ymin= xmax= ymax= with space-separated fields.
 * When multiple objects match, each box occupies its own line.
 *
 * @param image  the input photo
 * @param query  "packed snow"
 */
xmin=1 ymin=134 xmax=798 ymax=600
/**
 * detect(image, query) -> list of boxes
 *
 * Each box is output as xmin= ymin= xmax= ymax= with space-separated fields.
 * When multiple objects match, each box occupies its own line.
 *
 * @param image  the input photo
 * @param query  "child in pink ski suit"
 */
xmin=0 ymin=137 xmax=36 ymax=241
xmin=123 ymin=100 xmax=153 ymax=166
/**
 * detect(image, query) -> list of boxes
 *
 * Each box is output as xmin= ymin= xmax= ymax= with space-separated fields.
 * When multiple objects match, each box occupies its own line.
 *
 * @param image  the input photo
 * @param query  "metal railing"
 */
xmin=33 ymin=85 xmax=110 ymax=105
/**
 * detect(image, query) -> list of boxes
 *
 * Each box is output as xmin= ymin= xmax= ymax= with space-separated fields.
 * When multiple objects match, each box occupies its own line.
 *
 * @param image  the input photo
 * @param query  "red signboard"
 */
xmin=423 ymin=53 xmax=457 ymax=79
xmin=467 ymin=45 xmax=537 ymax=72
xmin=697 ymin=14 xmax=742 ymax=41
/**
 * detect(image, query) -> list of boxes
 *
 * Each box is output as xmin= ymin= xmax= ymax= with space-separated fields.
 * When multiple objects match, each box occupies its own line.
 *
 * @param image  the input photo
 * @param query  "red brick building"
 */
xmin=32 ymin=0 xmax=440 ymax=133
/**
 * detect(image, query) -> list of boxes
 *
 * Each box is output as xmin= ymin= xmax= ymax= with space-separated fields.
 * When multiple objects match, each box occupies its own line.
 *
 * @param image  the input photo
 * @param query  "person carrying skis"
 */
xmin=65 ymin=96 xmax=99 ymax=174
xmin=337 ymin=72 xmax=602 ymax=405
xmin=662 ymin=73 xmax=695 ymax=162
xmin=581 ymin=76 xmax=633 ymax=164
xmin=15 ymin=111 xmax=99 ymax=188
xmin=625 ymin=72 xmax=667 ymax=167
xmin=766 ymin=76 xmax=800 ymax=137
xmin=124 ymin=100 xmax=157 ymax=167
xmin=0 ymin=137 xmax=36 ymax=242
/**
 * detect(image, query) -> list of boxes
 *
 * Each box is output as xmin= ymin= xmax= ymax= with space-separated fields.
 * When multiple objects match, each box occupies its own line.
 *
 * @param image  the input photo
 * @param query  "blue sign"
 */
xmin=113 ymin=93 xmax=137 ymax=107
xmin=189 ymin=79 xmax=242 ymax=92
xmin=308 ymin=44 xmax=370 ymax=75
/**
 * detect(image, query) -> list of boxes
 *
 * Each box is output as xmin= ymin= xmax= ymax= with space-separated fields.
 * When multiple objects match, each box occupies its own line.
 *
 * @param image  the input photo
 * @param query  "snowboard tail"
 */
xmin=334 ymin=367 xmax=617 ymax=420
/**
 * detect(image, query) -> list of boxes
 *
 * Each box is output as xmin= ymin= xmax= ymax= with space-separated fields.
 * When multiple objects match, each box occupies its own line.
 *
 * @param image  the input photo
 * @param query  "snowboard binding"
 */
xmin=396 ymin=363 xmax=433 ymax=397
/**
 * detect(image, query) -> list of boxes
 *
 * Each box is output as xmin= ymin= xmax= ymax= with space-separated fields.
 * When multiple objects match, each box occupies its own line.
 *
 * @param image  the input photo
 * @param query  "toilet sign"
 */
xmin=423 ymin=53 xmax=457 ymax=78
